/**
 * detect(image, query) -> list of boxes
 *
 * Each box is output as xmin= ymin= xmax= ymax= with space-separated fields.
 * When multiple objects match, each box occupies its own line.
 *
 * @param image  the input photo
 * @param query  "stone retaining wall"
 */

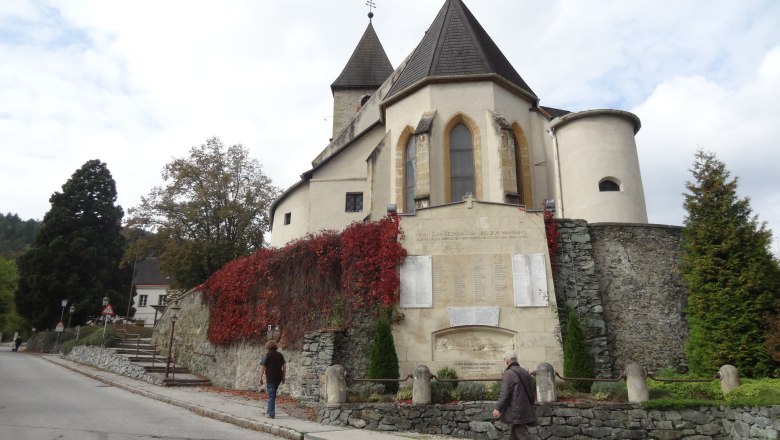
xmin=64 ymin=345 xmax=163 ymax=385
xmin=316 ymin=401 xmax=780 ymax=440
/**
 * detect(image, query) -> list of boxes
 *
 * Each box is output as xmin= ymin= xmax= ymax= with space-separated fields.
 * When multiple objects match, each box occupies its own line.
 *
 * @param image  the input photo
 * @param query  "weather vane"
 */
xmin=366 ymin=0 xmax=376 ymax=20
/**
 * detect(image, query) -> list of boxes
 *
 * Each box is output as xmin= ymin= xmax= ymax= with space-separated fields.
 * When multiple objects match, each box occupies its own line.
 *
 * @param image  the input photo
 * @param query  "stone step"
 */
xmin=150 ymin=372 xmax=212 ymax=387
xmin=112 ymin=348 xmax=159 ymax=356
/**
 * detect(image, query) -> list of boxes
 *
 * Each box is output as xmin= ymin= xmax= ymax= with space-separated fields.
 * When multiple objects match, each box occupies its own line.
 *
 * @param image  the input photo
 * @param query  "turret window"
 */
xmin=449 ymin=123 xmax=475 ymax=202
xmin=404 ymin=136 xmax=416 ymax=213
xmin=599 ymin=179 xmax=621 ymax=192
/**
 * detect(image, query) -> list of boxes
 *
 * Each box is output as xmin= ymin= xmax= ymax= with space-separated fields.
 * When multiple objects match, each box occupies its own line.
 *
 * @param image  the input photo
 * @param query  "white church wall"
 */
xmin=270 ymin=182 xmax=311 ymax=247
xmin=552 ymin=110 xmax=648 ymax=223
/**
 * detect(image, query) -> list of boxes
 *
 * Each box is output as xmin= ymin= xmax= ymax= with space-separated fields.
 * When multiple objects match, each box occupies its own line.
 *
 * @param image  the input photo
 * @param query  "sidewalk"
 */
xmin=43 ymin=355 xmax=460 ymax=440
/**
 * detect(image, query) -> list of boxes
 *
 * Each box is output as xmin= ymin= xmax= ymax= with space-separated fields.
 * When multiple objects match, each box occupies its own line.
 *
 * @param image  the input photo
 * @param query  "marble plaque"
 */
xmin=448 ymin=307 xmax=500 ymax=327
xmin=400 ymin=256 xmax=433 ymax=308
xmin=512 ymin=253 xmax=549 ymax=307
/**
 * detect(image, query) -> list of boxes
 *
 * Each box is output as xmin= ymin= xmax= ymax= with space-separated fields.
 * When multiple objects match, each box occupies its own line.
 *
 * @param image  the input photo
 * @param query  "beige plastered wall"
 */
xmin=270 ymin=182 xmax=311 ymax=247
xmin=393 ymin=201 xmax=563 ymax=379
xmin=553 ymin=112 xmax=648 ymax=223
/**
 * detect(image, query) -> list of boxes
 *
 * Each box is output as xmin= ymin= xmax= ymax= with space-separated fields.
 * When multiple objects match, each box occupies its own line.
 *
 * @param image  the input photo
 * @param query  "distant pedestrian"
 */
xmin=14 ymin=335 xmax=22 ymax=352
xmin=259 ymin=340 xmax=286 ymax=419
xmin=493 ymin=351 xmax=536 ymax=440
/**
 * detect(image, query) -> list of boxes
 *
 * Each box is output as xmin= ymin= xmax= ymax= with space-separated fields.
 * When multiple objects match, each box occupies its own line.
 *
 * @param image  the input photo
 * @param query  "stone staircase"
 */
xmin=111 ymin=332 xmax=211 ymax=387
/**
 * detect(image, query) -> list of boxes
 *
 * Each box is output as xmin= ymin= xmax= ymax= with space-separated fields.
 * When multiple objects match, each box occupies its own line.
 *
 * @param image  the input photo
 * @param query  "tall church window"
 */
xmin=449 ymin=123 xmax=475 ymax=202
xmin=404 ymin=136 xmax=416 ymax=213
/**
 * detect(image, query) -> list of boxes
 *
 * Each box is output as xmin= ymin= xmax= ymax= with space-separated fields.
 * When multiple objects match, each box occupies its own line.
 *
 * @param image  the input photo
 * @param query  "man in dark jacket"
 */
xmin=259 ymin=340 xmax=286 ymax=419
xmin=493 ymin=351 xmax=536 ymax=439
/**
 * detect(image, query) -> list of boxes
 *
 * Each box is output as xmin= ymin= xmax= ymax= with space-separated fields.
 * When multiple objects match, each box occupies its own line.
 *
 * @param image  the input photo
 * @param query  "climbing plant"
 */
xmin=200 ymin=214 xmax=406 ymax=347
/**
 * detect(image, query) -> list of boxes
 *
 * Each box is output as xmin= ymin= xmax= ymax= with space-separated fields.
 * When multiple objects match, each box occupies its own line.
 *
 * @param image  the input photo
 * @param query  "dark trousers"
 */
xmin=509 ymin=423 xmax=531 ymax=440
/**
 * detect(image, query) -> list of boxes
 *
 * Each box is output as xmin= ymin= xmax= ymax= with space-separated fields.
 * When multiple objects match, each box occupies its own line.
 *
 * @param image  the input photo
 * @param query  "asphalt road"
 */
xmin=0 ymin=349 xmax=278 ymax=440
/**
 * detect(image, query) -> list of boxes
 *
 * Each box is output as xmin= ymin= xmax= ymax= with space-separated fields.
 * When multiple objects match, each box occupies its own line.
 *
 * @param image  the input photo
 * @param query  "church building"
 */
xmin=270 ymin=0 xmax=650 ymax=378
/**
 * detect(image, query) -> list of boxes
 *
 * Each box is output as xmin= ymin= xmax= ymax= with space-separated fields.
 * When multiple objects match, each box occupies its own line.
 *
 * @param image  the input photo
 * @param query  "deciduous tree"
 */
xmin=127 ymin=137 xmax=280 ymax=289
xmin=15 ymin=160 xmax=130 ymax=329
xmin=681 ymin=150 xmax=780 ymax=377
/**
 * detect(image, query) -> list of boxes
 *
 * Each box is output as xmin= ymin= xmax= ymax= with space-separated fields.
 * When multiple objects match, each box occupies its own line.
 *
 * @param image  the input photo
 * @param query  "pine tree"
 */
xmin=367 ymin=313 xmax=400 ymax=393
xmin=681 ymin=151 xmax=780 ymax=377
xmin=15 ymin=160 xmax=130 ymax=329
xmin=563 ymin=309 xmax=594 ymax=392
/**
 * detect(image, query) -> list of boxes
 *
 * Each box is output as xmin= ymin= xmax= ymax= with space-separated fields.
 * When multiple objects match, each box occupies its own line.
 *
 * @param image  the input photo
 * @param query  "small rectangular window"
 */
xmin=159 ymin=295 xmax=167 ymax=306
xmin=345 ymin=193 xmax=363 ymax=212
xmin=284 ymin=212 xmax=291 ymax=225
xmin=138 ymin=295 xmax=148 ymax=307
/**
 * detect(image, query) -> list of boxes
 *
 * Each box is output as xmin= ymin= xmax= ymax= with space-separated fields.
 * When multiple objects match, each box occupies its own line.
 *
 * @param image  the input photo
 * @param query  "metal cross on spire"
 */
xmin=366 ymin=0 xmax=376 ymax=21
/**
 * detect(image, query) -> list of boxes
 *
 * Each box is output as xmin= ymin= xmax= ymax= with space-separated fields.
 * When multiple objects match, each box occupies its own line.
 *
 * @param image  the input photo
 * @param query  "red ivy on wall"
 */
xmin=200 ymin=214 xmax=406 ymax=347
xmin=544 ymin=209 xmax=560 ymax=267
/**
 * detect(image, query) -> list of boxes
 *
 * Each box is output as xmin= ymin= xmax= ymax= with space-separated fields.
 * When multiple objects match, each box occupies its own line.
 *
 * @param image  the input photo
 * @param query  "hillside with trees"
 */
xmin=0 ymin=213 xmax=42 ymax=258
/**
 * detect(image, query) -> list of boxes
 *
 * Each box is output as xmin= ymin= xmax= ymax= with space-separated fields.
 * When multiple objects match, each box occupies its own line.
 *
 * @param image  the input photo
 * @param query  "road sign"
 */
xmin=55 ymin=321 xmax=64 ymax=333
xmin=101 ymin=303 xmax=115 ymax=316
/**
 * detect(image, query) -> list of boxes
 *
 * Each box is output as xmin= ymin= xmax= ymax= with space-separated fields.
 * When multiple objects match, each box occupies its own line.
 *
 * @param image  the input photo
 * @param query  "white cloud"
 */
xmin=1 ymin=0 xmax=779 ymax=256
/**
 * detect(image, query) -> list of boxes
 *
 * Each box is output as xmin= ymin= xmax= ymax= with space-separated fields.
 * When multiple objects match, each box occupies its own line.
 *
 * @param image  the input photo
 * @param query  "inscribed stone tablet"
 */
xmin=512 ymin=253 xmax=549 ymax=307
xmin=400 ymin=256 xmax=433 ymax=308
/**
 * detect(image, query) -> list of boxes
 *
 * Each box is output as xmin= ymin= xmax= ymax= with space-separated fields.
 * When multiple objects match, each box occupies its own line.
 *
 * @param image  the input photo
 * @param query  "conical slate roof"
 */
xmin=385 ymin=0 xmax=537 ymax=102
xmin=331 ymin=22 xmax=394 ymax=91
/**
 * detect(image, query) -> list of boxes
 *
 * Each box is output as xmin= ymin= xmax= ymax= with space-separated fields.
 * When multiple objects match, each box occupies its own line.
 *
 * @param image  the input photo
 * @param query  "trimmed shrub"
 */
xmin=367 ymin=314 xmax=400 ymax=393
xmin=456 ymin=381 xmax=486 ymax=401
xmin=563 ymin=309 xmax=594 ymax=392
xmin=436 ymin=366 xmax=458 ymax=388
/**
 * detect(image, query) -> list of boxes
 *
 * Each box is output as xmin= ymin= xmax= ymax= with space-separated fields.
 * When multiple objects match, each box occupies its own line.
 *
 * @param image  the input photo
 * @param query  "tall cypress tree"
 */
xmin=15 ymin=160 xmax=129 ymax=329
xmin=681 ymin=151 xmax=780 ymax=377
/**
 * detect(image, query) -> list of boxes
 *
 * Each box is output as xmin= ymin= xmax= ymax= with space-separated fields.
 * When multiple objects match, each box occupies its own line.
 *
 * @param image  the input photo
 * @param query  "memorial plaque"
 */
xmin=512 ymin=253 xmax=549 ymax=307
xmin=400 ymin=256 xmax=433 ymax=308
xmin=448 ymin=307 xmax=500 ymax=327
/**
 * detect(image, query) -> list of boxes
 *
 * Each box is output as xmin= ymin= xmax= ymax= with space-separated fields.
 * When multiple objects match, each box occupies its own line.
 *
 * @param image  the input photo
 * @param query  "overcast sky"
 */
xmin=1 ymin=0 xmax=779 ymax=252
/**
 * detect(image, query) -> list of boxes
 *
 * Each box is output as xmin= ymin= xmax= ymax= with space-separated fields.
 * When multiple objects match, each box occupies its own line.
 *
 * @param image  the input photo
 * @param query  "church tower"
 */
xmin=330 ymin=14 xmax=393 ymax=138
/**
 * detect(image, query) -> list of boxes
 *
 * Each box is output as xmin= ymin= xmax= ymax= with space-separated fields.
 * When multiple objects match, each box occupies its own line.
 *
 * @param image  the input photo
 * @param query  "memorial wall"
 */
xmin=394 ymin=201 xmax=563 ymax=378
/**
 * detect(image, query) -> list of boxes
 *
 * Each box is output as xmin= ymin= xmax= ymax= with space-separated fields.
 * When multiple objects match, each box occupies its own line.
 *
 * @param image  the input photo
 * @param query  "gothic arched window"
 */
xmin=404 ymin=136 xmax=416 ymax=213
xmin=449 ymin=123 xmax=475 ymax=202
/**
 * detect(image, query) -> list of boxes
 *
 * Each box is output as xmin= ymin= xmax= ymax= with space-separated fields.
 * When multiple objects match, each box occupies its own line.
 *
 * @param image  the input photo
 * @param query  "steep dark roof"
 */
xmin=133 ymin=257 xmax=172 ymax=286
xmin=331 ymin=22 xmax=394 ymax=91
xmin=538 ymin=106 xmax=571 ymax=120
xmin=384 ymin=0 xmax=537 ymax=102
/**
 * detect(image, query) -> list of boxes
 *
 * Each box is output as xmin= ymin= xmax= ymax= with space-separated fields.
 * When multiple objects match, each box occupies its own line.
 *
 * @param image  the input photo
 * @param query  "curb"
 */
xmin=43 ymin=356 xmax=304 ymax=440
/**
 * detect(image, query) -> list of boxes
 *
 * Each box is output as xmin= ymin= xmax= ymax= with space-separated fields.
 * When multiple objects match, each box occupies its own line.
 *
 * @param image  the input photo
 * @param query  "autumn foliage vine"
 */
xmin=200 ymin=214 xmax=406 ymax=347
xmin=544 ymin=209 xmax=560 ymax=268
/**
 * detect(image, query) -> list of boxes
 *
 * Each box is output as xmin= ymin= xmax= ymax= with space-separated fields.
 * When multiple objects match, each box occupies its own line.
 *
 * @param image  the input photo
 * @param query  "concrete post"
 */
xmin=413 ymin=365 xmax=432 ymax=405
xmin=719 ymin=365 xmax=740 ymax=395
xmin=324 ymin=364 xmax=346 ymax=405
xmin=535 ymin=363 xmax=557 ymax=403
xmin=625 ymin=363 xmax=649 ymax=403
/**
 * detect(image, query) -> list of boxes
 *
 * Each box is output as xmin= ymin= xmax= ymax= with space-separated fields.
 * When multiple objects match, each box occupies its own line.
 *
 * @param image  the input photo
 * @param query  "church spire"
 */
xmin=330 ymin=9 xmax=393 ymax=137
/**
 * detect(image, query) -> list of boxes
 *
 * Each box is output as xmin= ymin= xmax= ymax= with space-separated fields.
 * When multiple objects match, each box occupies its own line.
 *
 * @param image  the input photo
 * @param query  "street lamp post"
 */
xmin=165 ymin=300 xmax=181 ymax=379
xmin=67 ymin=305 xmax=75 ymax=331
xmin=55 ymin=299 xmax=67 ymax=350
xmin=101 ymin=295 xmax=109 ymax=344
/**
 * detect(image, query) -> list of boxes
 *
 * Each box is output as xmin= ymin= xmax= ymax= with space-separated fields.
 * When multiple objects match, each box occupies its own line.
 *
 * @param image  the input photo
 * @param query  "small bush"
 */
xmin=431 ymin=381 xmax=456 ymax=404
xmin=436 ymin=366 xmax=458 ymax=388
xmin=484 ymin=381 xmax=500 ymax=400
xmin=591 ymin=381 xmax=627 ymax=402
xmin=396 ymin=387 xmax=412 ymax=401
xmin=456 ymin=381 xmax=486 ymax=401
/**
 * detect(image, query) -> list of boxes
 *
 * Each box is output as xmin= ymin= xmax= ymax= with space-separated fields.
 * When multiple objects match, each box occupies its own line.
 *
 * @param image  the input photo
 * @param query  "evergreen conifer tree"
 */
xmin=367 ymin=313 xmax=400 ymax=393
xmin=15 ymin=160 xmax=130 ymax=329
xmin=682 ymin=151 xmax=780 ymax=377
xmin=563 ymin=309 xmax=594 ymax=392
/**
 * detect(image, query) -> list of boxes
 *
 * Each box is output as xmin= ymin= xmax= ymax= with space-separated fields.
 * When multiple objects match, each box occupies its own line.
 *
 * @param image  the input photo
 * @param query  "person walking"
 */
xmin=14 ymin=335 xmax=22 ymax=352
xmin=492 ymin=351 xmax=536 ymax=440
xmin=258 ymin=340 xmax=286 ymax=419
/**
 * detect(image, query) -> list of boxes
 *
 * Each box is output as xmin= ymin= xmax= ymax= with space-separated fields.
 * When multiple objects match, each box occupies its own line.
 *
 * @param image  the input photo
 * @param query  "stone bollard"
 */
xmin=324 ymin=364 xmax=346 ymax=406
xmin=719 ymin=365 xmax=740 ymax=395
xmin=625 ymin=363 xmax=649 ymax=403
xmin=413 ymin=365 xmax=432 ymax=405
xmin=536 ymin=363 xmax=557 ymax=403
